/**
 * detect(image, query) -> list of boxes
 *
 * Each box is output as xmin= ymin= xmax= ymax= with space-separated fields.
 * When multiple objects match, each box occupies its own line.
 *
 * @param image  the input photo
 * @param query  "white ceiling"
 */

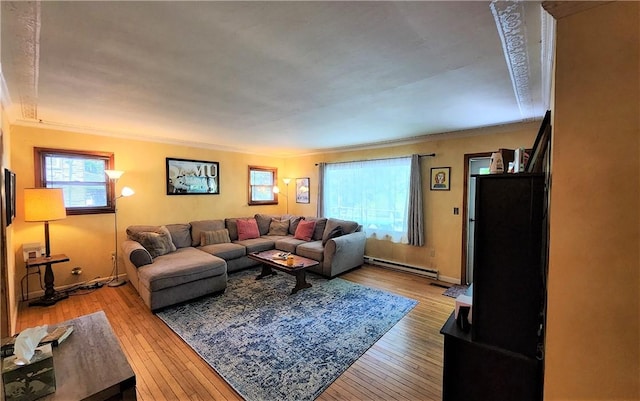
xmin=1 ymin=1 xmax=551 ymax=156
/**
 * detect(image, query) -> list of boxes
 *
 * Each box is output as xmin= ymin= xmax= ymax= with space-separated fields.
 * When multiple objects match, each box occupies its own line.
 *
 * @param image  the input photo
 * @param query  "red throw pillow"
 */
xmin=237 ymin=218 xmax=260 ymax=240
xmin=294 ymin=220 xmax=316 ymax=241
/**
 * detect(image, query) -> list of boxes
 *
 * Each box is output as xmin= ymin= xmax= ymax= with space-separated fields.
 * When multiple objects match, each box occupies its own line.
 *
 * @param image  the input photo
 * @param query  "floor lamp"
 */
xmin=105 ymin=170 xmax=135 ymax=287
xmin=282 ymin=178 xmax=291 ymax=214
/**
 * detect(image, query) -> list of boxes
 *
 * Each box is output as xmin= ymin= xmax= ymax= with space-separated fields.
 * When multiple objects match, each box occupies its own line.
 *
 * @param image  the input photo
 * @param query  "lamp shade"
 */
xmin=24 ymin=188 xmax=67 ymax=222
xmin=105 ymin=170 xmax=124 ymax=180
xmin=282 ymin=178 xmax=291 ymax=185
xmin=120 ymin=186 xmax=135 ymax=197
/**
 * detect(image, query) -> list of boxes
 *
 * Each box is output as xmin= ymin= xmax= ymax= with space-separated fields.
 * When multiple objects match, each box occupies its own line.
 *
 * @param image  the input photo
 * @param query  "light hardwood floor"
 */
xmin=16 ymin=265 xmax=456 ymax=401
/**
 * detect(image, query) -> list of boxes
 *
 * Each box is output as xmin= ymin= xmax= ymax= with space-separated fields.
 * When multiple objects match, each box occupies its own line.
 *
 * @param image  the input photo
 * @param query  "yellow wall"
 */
xmin=10 ymin=125 xmax=286 ymax=294
xmin=10 ymin=122 xmax=536 ymax=300
xmin=285 ymin=122 xmax=538 ymax=282
xmin=545 ymin=2 xmax=640 ymax=399
xmin=2 ymin=105 xmax=17 ymax=334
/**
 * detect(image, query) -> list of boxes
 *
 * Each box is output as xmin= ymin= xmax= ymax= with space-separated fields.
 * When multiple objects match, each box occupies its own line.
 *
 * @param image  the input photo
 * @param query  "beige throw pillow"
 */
xmin=268 ymin=218 xmax=290 ymax=236
xmin=200 ymin=229 xmax=231 ymax=246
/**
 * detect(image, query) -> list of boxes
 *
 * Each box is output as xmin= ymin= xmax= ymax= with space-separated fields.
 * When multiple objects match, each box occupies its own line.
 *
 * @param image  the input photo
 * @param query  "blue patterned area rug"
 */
xmin=156 ymin=267 xmax=417 ymax=401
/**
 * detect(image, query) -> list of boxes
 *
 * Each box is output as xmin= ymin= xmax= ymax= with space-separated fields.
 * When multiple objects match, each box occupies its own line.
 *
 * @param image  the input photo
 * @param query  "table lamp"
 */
xmin=24 ymin=188 xmax=67 ymax=258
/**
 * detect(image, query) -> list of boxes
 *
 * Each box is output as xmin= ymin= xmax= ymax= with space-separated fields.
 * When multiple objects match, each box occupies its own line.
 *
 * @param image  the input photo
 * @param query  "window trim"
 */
xmin=34 ymin=147 xmax=116 ymax=215
xmin=248 ymin=165 xmax=278 ymax=206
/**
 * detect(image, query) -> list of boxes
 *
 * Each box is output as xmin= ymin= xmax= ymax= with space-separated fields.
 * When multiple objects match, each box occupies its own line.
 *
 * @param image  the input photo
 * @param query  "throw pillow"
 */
xmin=236 ymin=218 xmax=260 ymax=240
xmin=294 ymin=220 xmax=316 ymax=241
xmin=200 ymin=229 xmax=231 ymax=246
xmin=268 ymin=218 xmax=290 ymax=236
xmin=322 ymin=225 xmax=344 ymax=245
xmin=130 ymin=225 xmax=177 ymax=258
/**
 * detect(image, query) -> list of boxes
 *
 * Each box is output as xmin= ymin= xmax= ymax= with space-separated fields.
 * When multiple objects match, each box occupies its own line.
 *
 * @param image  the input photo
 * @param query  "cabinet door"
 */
xmin=472 ymin=175 xmax=545 ymax=358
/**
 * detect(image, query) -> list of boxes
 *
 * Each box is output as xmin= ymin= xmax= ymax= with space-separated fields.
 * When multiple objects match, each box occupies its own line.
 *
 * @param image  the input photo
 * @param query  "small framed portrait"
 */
xmin=430 ymin=167 xmax=451 ymax=191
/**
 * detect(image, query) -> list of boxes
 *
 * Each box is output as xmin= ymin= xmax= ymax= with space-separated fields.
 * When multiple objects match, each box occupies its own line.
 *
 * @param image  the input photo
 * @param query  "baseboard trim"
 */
xmin=364 ymin=256 xmax=439 ymax=280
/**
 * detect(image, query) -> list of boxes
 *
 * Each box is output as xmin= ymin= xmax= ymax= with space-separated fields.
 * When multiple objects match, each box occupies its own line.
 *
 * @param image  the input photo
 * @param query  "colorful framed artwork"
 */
xmin=430 ymin=167 xmax=451 ymax=191
xmin=295 ymin=177 xmax=310 ymax=203
xmin=166 ymin=158 xmax=219 ymax=195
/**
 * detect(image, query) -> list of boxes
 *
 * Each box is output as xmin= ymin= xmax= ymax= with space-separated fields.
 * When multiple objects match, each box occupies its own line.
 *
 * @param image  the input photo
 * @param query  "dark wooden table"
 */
xmin=27 ymin=254 xmax=70 ymax=307
xmin=42 ymin=311 xmax=136 ymax=401
xmin=248 ymin=249 xmax=319 ymax=294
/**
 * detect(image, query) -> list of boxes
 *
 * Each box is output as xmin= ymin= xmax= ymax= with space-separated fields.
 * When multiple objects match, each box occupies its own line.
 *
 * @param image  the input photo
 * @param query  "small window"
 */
xmin=248 ymin=166 xmax=278 ymax=206
xmin=35 ymin=148 xmax=115 ymax=215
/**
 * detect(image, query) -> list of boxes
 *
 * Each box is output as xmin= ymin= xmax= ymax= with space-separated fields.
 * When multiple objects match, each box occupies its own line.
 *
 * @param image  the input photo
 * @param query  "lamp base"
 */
xmin=29 ymin=291 xmax=69 ymax=307
xmin=108 ymin=278 xmax=127 ymax=287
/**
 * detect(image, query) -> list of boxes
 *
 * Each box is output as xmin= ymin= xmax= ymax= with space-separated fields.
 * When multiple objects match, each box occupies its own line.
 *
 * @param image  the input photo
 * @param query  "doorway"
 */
xmin=461 ymin=153 xmax=491 ymax=285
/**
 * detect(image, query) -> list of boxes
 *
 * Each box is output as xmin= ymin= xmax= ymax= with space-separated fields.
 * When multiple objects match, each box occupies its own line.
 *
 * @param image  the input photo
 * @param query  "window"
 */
xmin=322 ymin=157 xmax=411 ymax=243
xmin=35 ymin=148 xmax=115 ymax=215
xmin=248 ymin=166 xmax=278 ymax=206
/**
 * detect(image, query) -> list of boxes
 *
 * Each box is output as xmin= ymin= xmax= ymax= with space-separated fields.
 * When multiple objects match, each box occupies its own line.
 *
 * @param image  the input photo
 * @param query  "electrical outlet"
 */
xmin=71 ymin=267 xmax=82 ymax=275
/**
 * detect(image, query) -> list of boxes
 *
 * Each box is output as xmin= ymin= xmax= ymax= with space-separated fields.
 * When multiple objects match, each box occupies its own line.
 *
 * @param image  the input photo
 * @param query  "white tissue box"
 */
xmin=2 ymin=343 xmax=56 ymax=401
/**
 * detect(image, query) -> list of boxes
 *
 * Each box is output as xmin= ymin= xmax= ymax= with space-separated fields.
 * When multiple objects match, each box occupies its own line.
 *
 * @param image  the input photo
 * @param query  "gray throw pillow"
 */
xmin=322 ymin=225 xmax=344 ymax=245
xmin=129 ymin=226 xmax=176 ymax=258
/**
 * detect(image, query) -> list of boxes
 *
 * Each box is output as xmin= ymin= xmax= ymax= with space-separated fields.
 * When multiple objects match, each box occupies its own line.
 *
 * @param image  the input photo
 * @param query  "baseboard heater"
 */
xmin=364 ymin=256 xmax=439 ymax=280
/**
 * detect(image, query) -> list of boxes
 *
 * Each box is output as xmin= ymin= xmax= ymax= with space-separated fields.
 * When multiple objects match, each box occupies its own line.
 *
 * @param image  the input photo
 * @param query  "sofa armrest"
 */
xmin=323 ymin=231 xmax=366 ymax=277
xmin=122 ymin=240 xmax=153 ymax=268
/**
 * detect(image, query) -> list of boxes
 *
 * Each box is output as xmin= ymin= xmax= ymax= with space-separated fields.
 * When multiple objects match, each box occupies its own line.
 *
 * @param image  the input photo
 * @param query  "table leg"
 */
xmin=29 ymin=263 xmax=69 ymax=307
xmin=256 ymin=264 xmax=277 ymax=280
xmin=291 ymin=270 xmax=312 ymax=294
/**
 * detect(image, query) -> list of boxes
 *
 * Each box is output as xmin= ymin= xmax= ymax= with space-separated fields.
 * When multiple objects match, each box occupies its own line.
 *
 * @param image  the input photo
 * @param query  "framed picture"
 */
xmin=166 ymin=158 xmax=219 ymax=195
xmin=295 ymin=177 xmax=310 ymax=203
xmin=430 ymin=167 xmax=451 ymax=191
xmin=4 ymin=168 xmax=16 ymax=226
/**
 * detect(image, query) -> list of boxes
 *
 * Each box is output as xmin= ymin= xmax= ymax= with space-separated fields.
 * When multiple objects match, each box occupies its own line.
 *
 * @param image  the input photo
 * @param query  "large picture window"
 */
xmin=248 ymin=165 xmax=278 ymax=206
xmin=35 ymin=148 xmax=115 ymax=215
xmin=322 ymin=157 xmax=412 ymax=243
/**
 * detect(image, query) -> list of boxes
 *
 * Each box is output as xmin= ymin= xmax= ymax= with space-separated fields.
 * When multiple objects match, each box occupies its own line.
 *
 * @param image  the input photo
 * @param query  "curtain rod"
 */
xmin=314 ymin=153 xmax=435 ymax=166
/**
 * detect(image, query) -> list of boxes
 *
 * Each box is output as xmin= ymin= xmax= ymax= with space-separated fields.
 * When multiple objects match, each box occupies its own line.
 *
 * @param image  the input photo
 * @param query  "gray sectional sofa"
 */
xmin=121 ymin=214 xmax=366 ymax=310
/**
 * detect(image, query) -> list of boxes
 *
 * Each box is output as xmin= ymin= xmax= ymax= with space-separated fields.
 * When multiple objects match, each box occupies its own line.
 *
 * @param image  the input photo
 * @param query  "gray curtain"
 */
xmin=316 ymin=162 xmax=326 ymax=217
xmin=407 ymin=154 xmax=424 ymax=246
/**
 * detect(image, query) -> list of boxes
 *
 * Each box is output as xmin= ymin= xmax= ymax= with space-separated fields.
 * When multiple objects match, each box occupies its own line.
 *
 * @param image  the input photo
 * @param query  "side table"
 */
xmin=41 ymin=311 xmax=136 ymax=400
xmin=27 ymin=254 xmax=70 ymax=307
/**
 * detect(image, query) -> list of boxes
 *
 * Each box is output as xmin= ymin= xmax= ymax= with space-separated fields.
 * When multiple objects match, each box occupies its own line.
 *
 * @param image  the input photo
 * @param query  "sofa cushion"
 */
xmin=237 ymin=218 xmax=260 ymax=240
xmin=166 ymin=223 xmax=192 ymax=248
xmin=324 ymin=218 xmax=359 ymax=237
xmin=296 ymin=240 xmax=324 ymax=262
xmin=322 ymin=225 xmax=345 ymax=245
xmin=225 ymin=217 xmax=253 ymax=241
xmin=137 ymin=247 xmax=226 ymax=292
xmin=275 ymin=237 xmax=307 ymax=254
xmin=305 ymin=217 xmax=327 ymax=240
xmin=128 ymin=226 xmax=176 ymax=258
xmin=200 ymin=229 xmax=231 ymax=246
xmin=199 ymin=242 xmax=246 ymax=260
xmin=294 ymin=219 xmax=316 ymax=241
xmin=235 ymin=237 xmax=275 ymax=253
xmin=190 ymin=220 xmax=226 ymax=246
xmin=268 ymin=218 xmax=290 ymax=236
xmin=255 ymin=214 xmax=281 ymax=235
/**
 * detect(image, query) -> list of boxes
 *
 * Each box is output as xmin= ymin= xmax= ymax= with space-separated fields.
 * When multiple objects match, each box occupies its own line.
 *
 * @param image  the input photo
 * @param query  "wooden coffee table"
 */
xmin=248 ymin=250 xmax=319 ymax=294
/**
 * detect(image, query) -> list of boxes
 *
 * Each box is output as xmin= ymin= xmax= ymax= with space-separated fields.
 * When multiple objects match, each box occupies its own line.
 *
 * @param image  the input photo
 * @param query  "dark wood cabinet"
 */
xmin=441 ymin=174 xmax=546 ymax=401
